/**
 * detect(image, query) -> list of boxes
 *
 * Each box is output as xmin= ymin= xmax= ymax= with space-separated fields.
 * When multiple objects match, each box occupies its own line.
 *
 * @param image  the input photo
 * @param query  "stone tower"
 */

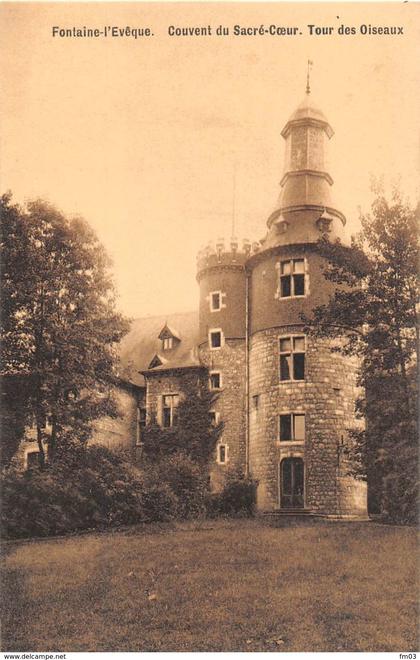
xmin=247 ymin=89 xmax=367 ymax=516
xmin=196 ymin=238 xmax=250 ymax=487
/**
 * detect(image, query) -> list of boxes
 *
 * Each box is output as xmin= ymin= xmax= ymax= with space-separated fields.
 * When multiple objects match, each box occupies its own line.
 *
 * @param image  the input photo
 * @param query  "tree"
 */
xmin=1 ymin=193 xmax=130 ymax=466
xmin=306 ymin=187 xmax=419 ymax=523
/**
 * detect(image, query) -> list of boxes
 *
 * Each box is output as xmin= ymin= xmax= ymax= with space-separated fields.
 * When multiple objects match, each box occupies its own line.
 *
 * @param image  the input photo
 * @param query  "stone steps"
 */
xmin=262 ymin=508 xmax=319 ymax=517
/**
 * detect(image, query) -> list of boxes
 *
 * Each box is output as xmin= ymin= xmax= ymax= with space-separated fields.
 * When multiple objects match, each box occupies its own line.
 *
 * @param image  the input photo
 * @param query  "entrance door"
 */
xmin=280 ymin=458 xmax=304 ymax=508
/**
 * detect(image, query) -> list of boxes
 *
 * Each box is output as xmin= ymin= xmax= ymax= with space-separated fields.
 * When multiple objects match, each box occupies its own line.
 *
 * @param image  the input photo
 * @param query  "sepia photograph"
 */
xmin=1 ymin=1 xmax=419 ymax=654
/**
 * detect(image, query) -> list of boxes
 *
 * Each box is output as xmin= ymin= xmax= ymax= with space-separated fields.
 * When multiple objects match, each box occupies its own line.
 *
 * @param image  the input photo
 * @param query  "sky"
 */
xmin=1 ymin=2 xmax=419 ymax=318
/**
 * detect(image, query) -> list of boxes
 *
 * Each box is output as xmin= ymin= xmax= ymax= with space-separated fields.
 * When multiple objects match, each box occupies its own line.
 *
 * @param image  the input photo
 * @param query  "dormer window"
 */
xmin=317 ymin=212 xmax=333 ymax=233
xmin=317 ymin=218 xmax=332 ymax=233
xmin=163 ymin=337 xmax=173 ymax=350
xmin=158 ymin=323 xmax=180 ymax=351
xmin=148 ymin=354 xmax=167 ymax=369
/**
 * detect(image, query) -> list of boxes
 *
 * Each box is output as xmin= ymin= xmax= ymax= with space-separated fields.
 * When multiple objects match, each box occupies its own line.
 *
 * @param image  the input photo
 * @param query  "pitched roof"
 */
xmin=118 ymin=310 xmax=199 ymax=387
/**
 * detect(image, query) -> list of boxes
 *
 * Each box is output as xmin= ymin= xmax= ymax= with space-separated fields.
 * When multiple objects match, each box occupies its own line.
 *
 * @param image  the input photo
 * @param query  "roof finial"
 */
xmin=306 ymin=59 xmax=313 ymax=95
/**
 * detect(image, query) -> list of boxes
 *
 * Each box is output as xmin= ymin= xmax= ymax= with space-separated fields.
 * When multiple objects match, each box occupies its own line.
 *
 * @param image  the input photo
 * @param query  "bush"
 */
xmin=143 ymin=453 xmax=208 ymax=519
xmin=217 ymin=471 xmax=258 ymax=517
xmin=1 ymin=445 xmax=179 ymax=539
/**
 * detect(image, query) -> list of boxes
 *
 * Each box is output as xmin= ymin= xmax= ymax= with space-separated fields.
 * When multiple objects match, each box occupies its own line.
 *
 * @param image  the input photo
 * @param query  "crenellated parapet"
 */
xmin=196 ymin=237 xmax=259 ymax=280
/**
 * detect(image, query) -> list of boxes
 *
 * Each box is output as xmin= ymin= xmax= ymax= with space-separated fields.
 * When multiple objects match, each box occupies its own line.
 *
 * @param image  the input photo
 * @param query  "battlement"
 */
xmin=196 ymin=237 xmax=262 ymax=275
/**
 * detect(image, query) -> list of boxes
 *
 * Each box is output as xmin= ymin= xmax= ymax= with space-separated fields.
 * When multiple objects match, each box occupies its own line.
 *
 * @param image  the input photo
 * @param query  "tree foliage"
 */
xmin=306 ymin=187 xmax=419 ymax=523
xmin=1 ymin=193 xmax=129 ymax=465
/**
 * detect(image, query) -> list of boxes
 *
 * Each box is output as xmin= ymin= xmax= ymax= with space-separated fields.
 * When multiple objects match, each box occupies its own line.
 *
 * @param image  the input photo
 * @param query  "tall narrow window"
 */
xmin=210 ymin=292 xmax=221 ymax=311
xmin=209 ymin=329 xmax=223 ymax=349
xmin=279 ymin=413 xmax=305 ymax=441
xmin=162 ymin=394 xmax=179 ymax=428
xmin=280 ymin=336 xmax=305 ymax=381
xmin=209 ymin=372 xmax=222 ymax=390
xmin=280 ymin=259 xmax=306 ymax=297
xmin=209 ymin=411 xmax=220 ymax=426
xmin=139 ymin=408 xmax=146 ymax=429
xmin=217 ymin=444 xmax=228 ymax=464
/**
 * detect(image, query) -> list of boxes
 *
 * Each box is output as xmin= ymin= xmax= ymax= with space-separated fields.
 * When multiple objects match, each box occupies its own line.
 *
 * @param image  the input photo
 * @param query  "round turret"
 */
xmin=246 ymin=87 xmax=367 ymax=517
xmin=196 ymin=237 xmax=250 ymax=491
xmin=196 ymin=237 xmax=250 ymax=345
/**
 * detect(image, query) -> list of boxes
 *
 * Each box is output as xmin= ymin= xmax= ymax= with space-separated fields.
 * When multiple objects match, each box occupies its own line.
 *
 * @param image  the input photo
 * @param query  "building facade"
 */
xmin=76 ymin=90 xmax=368 ymax=517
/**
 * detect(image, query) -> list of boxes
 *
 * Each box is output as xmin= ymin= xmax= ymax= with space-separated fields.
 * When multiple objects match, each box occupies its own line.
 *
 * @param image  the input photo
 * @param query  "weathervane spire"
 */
xmin=306 ymin=59 xmax=313 ymax=95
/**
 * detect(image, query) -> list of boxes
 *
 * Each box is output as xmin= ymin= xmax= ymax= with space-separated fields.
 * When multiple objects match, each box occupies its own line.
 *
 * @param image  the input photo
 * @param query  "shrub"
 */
xmin=143 ymin=453 xmax=208 ymax=519
xmin=141 ymin=482 xmax=179 ymax=523
xmin=1 ymin=444 xmax=178 ymax=539
xmin=217 ymin=471 xmax=258 ymax=517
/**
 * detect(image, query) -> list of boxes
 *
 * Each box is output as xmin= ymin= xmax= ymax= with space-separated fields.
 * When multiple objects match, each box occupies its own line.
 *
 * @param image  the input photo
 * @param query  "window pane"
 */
xmin=293 ymin=274 xmax=305 ymax=296
xmin=280 ymin=275 xmax=291 ymax=297
xmin=211 ymin=332 xmax=221 ymax=348
xmin=280 ymin=414 xmax=292 ymax=441
xmin=163 ymin=407 xmax=171 ymax=427
xmin=210 ymin=373 xmax=220 ymax=389
xmin=281 ymin=460 xmax=292 ymax=494
xmin=293 ymin=353 xmax=305 ymax=380
xmin=219 ymin=445 xmax=226 ymax=463
xmin=294 ymin=415 xmax=305 ymax=440
xmin=139 ymin=408 xmax=146 ymax=427
xmin=294 ymin=460 xmax=304 ymax=495
xmin=293 ymin=336 xmax=305 ymax=352
xmin=293 ymin=259 xmax=305 ymax=273
xmin=280 ymin=337 xmax=291 ymax=352
xmin=281 ymin=260 xmax=291 ymax=275
xmin=280 ymin=354 xmax=291 ymax=381
xmin=212 ymin=293 xmax=220 ymax=309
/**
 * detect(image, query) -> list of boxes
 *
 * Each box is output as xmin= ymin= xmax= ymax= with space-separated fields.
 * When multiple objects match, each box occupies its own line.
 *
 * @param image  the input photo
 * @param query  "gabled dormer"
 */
xmin=316 ymin=209 xmax=333 ymax=233
xmin=158 ymin=323 xmax=181 ymax=351
xmin=148 ymin=354 xmax=168 ymax=369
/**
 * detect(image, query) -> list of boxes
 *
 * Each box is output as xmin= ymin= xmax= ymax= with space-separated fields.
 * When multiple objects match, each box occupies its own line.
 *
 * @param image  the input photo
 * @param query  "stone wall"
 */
xmin=249 ymin=325 xmax=367 ymax=516
xmin=144 ymin=368 xmax=205 ymax=426
xmin=199 ymin=339 xmax=247 ymax=490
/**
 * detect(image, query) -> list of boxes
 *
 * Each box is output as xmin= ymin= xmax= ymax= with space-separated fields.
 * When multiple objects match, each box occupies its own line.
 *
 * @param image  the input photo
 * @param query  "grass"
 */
xmin=1 ymin=518 xmax=418 ymax=652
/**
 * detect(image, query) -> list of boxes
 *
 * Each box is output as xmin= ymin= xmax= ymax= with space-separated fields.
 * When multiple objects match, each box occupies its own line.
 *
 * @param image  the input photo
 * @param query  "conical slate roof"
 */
xmin=281 ymin=94 xmax=334 ymax=139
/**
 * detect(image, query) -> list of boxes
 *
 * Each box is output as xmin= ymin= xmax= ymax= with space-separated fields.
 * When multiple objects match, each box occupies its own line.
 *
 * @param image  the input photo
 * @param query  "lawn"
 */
xmin=1 ymin=518 xmax=418 ymax=652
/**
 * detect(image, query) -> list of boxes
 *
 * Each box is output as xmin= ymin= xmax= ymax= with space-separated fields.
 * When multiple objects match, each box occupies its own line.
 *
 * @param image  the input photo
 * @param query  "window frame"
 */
xmin=138 ymin=407 xmax=147 ymax=429
xmin=276 ymin=258 xmax=308 ymax=300
xmin=161 ymin=393 xmax=179 ymax=428
xmin=209 ymin=371 xmax=222 ymax=390
xmin=209 ymin=290 xmax=226 ymax=312
xmin=209 ymin=410 xmax=220 ymax=426
xmin=216 ymin=443 xmax=228 ymax=465
xmin=279 ymin=334 xmax=306 ymax=382
xmin=209 ymin=328 xmax=224 ymax=350
xmin=162 ymin=337 xmax=173 ymax=350
xmin=278 ymin=412 xmax=306 ymax=444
